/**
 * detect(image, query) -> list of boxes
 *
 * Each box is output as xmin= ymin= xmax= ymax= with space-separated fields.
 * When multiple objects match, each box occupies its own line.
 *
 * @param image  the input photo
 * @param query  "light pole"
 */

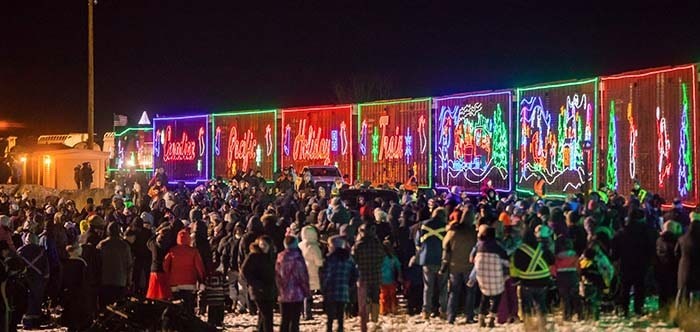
xmin=87 ymin=0 xmax=95 ymax=149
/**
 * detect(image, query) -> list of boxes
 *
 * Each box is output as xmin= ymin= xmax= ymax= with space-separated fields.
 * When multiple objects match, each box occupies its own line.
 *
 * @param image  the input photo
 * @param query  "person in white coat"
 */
xmin=299 ymin=225 xmax=323 ymax=320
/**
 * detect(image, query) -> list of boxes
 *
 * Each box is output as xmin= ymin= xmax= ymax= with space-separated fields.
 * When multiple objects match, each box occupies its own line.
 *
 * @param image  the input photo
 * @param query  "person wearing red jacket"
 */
xmin=164 ymin=229 xmax=205 ymax=314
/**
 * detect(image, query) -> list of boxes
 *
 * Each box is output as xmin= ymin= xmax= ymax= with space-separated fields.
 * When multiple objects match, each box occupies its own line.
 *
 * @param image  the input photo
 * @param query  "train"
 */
xmin=110 ymin=63 xmax=699 ymax=206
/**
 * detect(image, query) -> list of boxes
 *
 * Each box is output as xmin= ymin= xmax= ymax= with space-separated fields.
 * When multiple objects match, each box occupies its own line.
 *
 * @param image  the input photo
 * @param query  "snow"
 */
xmin=20 ymin=309 xmax=681 ymax=331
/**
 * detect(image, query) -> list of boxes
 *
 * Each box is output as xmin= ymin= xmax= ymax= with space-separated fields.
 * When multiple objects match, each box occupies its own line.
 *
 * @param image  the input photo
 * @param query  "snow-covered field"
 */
xmin=24 ymin=294 xmax=683 ymax=331
xmin=223 ymin=311 xmax=679 ymax=332
xmin=21 ymin=311 xmax=681 ymax=332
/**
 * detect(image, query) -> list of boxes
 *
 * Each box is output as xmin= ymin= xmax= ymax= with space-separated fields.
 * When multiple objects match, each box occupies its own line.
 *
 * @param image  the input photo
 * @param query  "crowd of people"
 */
xmin=0 ymin=167 xmax=698 ymax=332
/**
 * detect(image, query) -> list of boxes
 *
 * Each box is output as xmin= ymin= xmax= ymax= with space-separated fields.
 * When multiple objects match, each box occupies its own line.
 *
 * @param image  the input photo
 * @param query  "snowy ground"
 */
xmin=21 ymin=310 xmax=681 ymax=332
xmin=25 ymin=294 xmax=682 ymax=331
xmin=222 ymin=311 xmax=679 ymax=332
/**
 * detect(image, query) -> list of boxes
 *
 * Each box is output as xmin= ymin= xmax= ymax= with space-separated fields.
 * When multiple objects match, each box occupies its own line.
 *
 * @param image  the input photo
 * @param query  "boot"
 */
xmin=422 ymin=311 xmax=430 ymax=320
xmin=370 ymin=303 xmax=379 ymax=323
xmin=478 ymin=314 xmax=486 ymax=328
xmin=487 ymin=314 xmax=496 ymax=328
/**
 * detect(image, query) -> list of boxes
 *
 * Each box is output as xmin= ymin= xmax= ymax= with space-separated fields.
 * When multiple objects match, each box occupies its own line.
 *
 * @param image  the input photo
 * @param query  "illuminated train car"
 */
xmin=434 ymin=91 xmax=513 ymax=194
xmin=357 ymin=98 xmax=432 ymax=188
xmin=516 ymin=79 xmax=599 ymax=199
xmin=146 ymin=63 xmax=699 ymax=201
xmin=600 ymin=64 xmax=698 ymax=206
xmin=211 ymin=110 xmax=277 ymax=182
xmin=153 ymin=115 xmax=209 ymax=184
xmin=281 ymin=105 xmax=353 ymax=181
xmin=109 ymin=127 xmax=153 ymax=174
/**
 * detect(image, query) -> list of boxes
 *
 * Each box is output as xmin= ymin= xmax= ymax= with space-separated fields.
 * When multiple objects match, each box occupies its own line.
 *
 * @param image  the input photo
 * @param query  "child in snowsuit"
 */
xmin=203 ymin=270 xmax=228 ymax=329
xmin=380 ymin=240 xmax=402 ymax=315
xmin=553 ymin=238 xmax=580 ymax=321
xmin=579 ymin=247 xmax=605 ymax=321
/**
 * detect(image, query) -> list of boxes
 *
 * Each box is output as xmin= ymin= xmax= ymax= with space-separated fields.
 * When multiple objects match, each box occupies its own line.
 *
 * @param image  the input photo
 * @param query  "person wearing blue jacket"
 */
xmin=415 ymin=207 xmax=447 ymax=320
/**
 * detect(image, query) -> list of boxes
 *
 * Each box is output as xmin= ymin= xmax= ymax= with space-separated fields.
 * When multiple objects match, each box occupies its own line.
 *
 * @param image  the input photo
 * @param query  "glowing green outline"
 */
xmin=515 ymin=78 xmax=599 ymax=200
xmin=210 ymin=109 xmax=278 ymax=183
xmin=356 ymin=98 xmax=432 ymax=188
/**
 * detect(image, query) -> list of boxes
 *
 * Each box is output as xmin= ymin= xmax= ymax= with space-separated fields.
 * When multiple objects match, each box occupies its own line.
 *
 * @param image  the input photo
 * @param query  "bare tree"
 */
xmin=333 ymin=74 xmax=394 ymax=104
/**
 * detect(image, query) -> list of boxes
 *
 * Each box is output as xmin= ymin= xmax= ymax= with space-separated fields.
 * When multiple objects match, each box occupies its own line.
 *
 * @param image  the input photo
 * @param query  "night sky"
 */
xmin=2 ymin=2 xmax=699 ymax=137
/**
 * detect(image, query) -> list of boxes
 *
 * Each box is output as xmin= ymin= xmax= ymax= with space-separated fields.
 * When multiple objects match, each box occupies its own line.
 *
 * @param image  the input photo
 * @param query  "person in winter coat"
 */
xmin=510 ymin=226 xmax=555 ymax=317
xmin=238 ymin=216 xmax=263 ymax=314
xmin=0 ymin=215 xmax=15 ymax=251
xmin=241 ymin=235 xmax=276 ymax=332
xmin=61 ymin=244 xmax=90 ymax=331
xmin=146 ymin=225 xmax=174 ymax=300
xmin=469 ymin=225 xmax=509 ymax=328
xmin=553 ymin=238 xmax=580 ymax=321
xmin=299 ymin=225 xmax=323 ymax=320
xmin=0 ymin=241 xmax=26 ymax=332
xmin=655 ymin=220 xmax=681 ymax=308
xmin=676 ymin=212 xmax=700 ymax=308
xmin=217 ymin=221 xmax=244 ymax=312
xmin=352 ymin=223 xmax=385 ymax=332
xmin=379 ymin=240 xmax=401 ymax=315
xmin=441 ymin=205 xmax=477 ymax=324
xmin=415 ymin=207 xmax=448 ymax=319
xmin=579 ymin=247 xmax=605 ymax=320
xmin=163 ymin=229 xmax=205 ymax=314
xmin=202 ymin=270 xmax=228 ymax=329
xmin=276 ymin=236 xmax=311 ymax=332
xmin=17 ymin=232 xmax=49 ymax=329
xmin=97 ymin=222 xmax=133 ymax=310
xmin=190 ymin=209 xmax=213 ymax=272
xmin=611 ymin=209 xmax=657 ymax=316
xmin=322 ymin=235 xmax=359 ymax=332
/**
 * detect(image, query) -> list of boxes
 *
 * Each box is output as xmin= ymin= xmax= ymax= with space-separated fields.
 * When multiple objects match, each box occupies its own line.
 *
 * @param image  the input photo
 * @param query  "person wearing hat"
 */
xmin=0 ymin=215 xmax=15 ymax=251
xmin=275 ymin=236 xmax=310 ymax=332
xmin=655 ymin=220 xmax=681 ymax=309
xmin=241 ymin=235 xmax=276 ymax=332
xmin=352 ymin=223 xmax=385 ymax=331
xmin=442 ymin=203 xmax=478 ymax=324
xmin=416 ymin=207 xmax=448 ymax=320
xmin=97 ymin=222 xmax=133 ymax=310
xmin=630 ymin=179 xmax=648 ymax=203
xmin=675 ymin=210 xmax=700 ymax=308
xmin=299 ymin=225 xmax=323 ymax=320
xmin=469 ymin=225 xmax=509 ymax=328
xmin=17 ymin=232 xmax=49 ymax=329
xmin=509 ymin=225 xmax=555 ymax=318
xmin=322 ymin=235 xmax=359 ymax=332
xmin=610 ymin=208 xmax=657 ymax=316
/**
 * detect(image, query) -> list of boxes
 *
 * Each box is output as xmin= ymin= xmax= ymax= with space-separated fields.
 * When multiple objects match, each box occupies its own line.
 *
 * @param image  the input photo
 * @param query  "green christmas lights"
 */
xmin=492 ymin=104 xmax=508 ymax=170
xmin=678 ymin=83 xmax=693 ymax=196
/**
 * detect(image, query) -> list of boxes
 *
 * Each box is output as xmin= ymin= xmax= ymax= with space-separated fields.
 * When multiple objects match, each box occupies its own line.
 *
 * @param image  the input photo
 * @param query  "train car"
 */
xmin=434 ymin=90 xmax=513 ymax=194
xmin=109 ymin=126 xmax=153 ymax=174
xmin=153 ymin=115 xmax=209 ymax=184
xmin=281 ymin=105 xmax=353 ymax=181
xmin=211 ymin=110 xmax=277 ymax=182
xmin=516 ymin=79 xmax=599 ymax=199
xmin=600 ymin=64 xmax=698 ymax=206
xmin=357 ymin=98 xmax=432 ymax=188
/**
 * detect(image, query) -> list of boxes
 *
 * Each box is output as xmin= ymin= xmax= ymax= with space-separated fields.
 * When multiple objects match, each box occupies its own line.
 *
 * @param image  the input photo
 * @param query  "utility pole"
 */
xmin=87 ymin=0 xmax=95 ymax=149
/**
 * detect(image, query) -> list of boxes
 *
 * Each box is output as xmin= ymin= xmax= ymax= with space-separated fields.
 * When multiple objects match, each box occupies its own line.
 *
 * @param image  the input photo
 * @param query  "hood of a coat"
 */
xmin=300 ymin=225 xmax=318 ymax=243
xmin=176 ymin=229 xmax=191 ymax=246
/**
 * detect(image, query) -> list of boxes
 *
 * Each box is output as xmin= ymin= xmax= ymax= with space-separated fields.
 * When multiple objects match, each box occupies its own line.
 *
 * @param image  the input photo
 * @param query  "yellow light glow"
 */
xmin=19 ymin=156 xmax=27 ymax=163
xmin=43 ymin=155 xmax=51 ymax=166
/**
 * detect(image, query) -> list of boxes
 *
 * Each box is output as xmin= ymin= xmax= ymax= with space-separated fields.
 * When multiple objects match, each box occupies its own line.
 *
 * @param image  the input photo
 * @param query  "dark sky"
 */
xmin=2 ymin=2 xmax=699 ymax=137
